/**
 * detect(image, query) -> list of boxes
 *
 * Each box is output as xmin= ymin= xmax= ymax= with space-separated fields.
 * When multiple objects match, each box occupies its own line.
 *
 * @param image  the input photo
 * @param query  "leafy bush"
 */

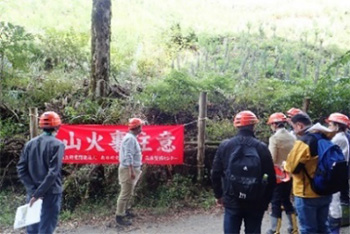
xmin=206 ymin=119 xmax=235 ymax=141
xmin=0 ymin=189 xmax=26 ymax=228
xmin=138 ymin=70 xmax=200 ymax=117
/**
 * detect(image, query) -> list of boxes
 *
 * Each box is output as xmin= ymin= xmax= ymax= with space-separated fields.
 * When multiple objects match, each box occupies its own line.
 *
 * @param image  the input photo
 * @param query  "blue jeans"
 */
xmin=224 ymin=207 xmax=264 ymax=234
xmin=26 ymin=193 xmax=62 ymax=234
xmin=294 ymin=196 xmax=332 ymax=234
xmin=329 ymin=216 xmax=341 ymax=234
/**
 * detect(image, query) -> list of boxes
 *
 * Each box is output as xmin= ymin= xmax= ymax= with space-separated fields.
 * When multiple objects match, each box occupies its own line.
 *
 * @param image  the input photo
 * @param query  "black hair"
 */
xmin=274 ymin=122 xmax=285 ymax=128
xmin=333 ymin=122 xmax=348 ymax=132
xmin=237 ymin=125 xmax=254 ymax=131
xmin=291 ymin=113 xmax=312 ymax=126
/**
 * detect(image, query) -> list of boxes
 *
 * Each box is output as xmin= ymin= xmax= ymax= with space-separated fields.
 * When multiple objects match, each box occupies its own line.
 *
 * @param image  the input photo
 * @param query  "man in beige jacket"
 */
xmin=116 ymin=118 xmax=144 ymax=226
xmin=267 ymin=112 xmax=298 ymax=234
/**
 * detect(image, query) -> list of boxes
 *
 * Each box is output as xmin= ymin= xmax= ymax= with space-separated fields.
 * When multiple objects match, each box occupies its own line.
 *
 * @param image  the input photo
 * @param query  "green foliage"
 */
xmin=2 ymin=1 xmax=350 ymax=228
xmin=27 ymin=74 xmax=76 ymax=106
xmin=206 ymin=119 xmax=235 ymax=141
xmin=0 ymin=21 xmax=36 ymax=70
xmin=62 ymin=165 xmax=107 ymax=211
xmin=0 ymin=119 xmax=25 ymax=139
xmin=0 ymin=189 xmax=26 ymax=228
xmin=310 ymin=76 xmax=350 ymax=121
xmin=163 ymin=23 xmax=198 ymax=56
xmin=138 ymin=70 xmax=200 ymax=116
xmin=38 ymin=30 xmax=89 ymax=71
xmin=137 ymin=174 xmax=211 ymax=209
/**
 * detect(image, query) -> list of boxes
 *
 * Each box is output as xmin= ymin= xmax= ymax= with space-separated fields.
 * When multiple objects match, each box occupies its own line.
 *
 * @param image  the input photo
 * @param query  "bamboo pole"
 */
xmin=29 ymin=108 xmax=39 ymax=139
xmin=197 ymin=92 xmax=207 ymax=182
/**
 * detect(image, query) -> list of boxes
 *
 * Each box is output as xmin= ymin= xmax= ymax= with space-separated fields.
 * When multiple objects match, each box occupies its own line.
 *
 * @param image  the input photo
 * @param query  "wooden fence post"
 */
xmin=302 ymin=97 xmax=311 ymax=113
xmin=197 ymin=92 xmax=207 ymax=183
xmin=29 ymin=108 xmax=38 ymax=139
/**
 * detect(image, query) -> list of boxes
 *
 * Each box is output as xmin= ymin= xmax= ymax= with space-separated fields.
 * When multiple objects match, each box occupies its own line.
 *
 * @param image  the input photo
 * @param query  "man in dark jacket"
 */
xmin=212 ymin=110 xmax=276 ymax=234
xmin=17 ymin=111 xmax=65 ymax=234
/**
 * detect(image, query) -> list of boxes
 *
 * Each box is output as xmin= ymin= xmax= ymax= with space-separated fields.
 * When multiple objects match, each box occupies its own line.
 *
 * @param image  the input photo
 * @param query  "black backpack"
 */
xmin=225 ymin=136 xmax=267 ymax=201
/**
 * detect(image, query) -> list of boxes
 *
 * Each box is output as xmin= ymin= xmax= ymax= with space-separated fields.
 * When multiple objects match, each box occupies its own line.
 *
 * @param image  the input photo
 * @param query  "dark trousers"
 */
xmin=26 ymin=193 xmax=62 ymax=234
xmin=270 ymin=181 xmax=294 ymax=218
xmin=340 ymin=180 xmax=349 ymax=204
xmin=224 ymin=207 xmax=265 ymax=234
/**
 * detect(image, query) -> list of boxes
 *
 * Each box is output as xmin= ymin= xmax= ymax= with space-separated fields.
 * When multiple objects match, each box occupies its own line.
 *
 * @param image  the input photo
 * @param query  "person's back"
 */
xmin=269 ymin=128 xmax=295 ymax=165
xmin=215 ymin=131 xmax=275 ymax=210
xmin=212 ymin=110 xmax=275 ymax=234
xmin=19 ymin=134 xmax=64 ymax=196
xmin=17 ymin=111 xmax=64 ymax=234
xmin=266 ymin=113 xmax=298 ymax=234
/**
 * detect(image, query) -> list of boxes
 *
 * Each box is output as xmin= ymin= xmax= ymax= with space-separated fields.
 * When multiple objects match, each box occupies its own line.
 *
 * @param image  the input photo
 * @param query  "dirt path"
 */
xmin=56 ymin=209 xmax=350 ymax=234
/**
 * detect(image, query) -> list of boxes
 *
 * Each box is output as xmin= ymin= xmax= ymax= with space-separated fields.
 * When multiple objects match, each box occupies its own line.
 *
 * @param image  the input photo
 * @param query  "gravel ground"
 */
xmin=56 ymin=209 xmax=350 ymax=234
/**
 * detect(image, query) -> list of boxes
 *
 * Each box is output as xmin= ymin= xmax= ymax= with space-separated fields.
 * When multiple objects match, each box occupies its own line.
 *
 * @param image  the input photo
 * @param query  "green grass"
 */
xmin=0 ymin=189 xmax=26 ymax=230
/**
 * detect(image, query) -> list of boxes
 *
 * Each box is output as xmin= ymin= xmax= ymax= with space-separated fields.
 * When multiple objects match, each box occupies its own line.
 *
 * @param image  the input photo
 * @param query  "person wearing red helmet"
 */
xmin=115 ymin=118 xmax=144 ymax=226
xmin=212 ymin=110 xmax=276 ymax=234
xmin=286 ymin=108 xmax=304 ymax=139
xmin=266 ymin=113 xmax=298 ymax=234
xmin=326 ymin=113 xmax=350 ymax=233
xmin=286 ymin=108 xmax=303 ymax=119
xmin=284 ymin=113 xmax=333 ymax=234
xmin=17 ymin=111 xmax=64 ymax=234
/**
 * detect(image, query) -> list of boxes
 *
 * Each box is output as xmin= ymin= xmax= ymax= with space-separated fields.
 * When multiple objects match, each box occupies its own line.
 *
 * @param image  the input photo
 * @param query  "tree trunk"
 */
xmin=91 ymin=0 xmax=112 ymax=98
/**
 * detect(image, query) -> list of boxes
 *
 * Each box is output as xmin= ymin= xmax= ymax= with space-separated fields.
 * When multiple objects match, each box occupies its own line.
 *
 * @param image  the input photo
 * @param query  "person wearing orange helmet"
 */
xmin=266 ymin=113 xmax=298 ymax=234
xmin=115 ymin=117 xmax=144 ymax=226
xmin=284 ymin=113 xmax=333 ymax=234
xmin=212 ymin=110 xmax=276 ymax=234
xmin=17 ymin=111 xmax=64 ymax=234
xmin=286 ymin=108 xmax=304 ymax=139
xmin=326 ymin=112 xmax=350 ymax=233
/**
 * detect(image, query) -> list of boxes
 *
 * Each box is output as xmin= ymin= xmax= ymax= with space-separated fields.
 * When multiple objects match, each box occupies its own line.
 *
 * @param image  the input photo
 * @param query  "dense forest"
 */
xmin=1 ymin=0 xmax=350 ymax=229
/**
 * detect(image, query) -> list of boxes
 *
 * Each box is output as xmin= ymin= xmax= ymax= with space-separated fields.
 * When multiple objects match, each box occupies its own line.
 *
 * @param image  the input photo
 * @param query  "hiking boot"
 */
xmin=126 ymin=209 xmax=136 ymax=218
xmin=116 ymin=215 xmax=132 ymax=226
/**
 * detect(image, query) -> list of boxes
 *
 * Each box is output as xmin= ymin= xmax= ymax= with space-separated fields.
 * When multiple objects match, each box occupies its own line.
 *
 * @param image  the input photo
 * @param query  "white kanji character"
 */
xmin=86 ymin=132 xmax=105 ymax=152
xmin=137 ymin=132 xmax=152 ymax=151
xmin=157 ymin=131 xmax=176 ymax=153
xmin=109 ymin=130 xmax=127 ymax=153
xmin=63 ymin=131 xmax=82 ymax=150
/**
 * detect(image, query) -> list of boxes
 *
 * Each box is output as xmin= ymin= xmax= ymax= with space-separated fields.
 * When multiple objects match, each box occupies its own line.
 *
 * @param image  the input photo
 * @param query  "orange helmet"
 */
xmin=274 ymin=165 xmax=291 ymax=184
xmin=128 ymin=118 xmax=144 ymax=130
xmin=39 ymin=111 xmax=61 ymax=129
xmin=233 ymin=110 xmax=259 ymax=127
xmin=325 ymin=112 xmax=350 ymax=126
xmin=267 ymin=112 xmax=287 ymax=125
xmin=286 ymin=108 xmax=303 ymax=118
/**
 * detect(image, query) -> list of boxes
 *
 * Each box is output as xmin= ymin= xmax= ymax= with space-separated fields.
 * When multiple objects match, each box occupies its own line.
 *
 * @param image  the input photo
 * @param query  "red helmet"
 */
xmin=286 ymin=108 xmax=303 ymax=118
xmin=128 ymin=118 xmax=144 ymax=130
xmin=267 ymin=112 xmax=287 ymax=125
xmin=326 ymin=113 xmax=349 ymax=126
xmin=39 ymin=111 xmax=61 ymax=129
xmin=274 ymin=165 xmax=291 ymax=184
xmin=233 ymin=110 xmax=259 ymax=127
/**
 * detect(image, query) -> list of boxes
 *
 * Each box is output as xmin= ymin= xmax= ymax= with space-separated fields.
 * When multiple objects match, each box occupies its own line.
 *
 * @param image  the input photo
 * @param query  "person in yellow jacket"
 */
xmin=284 ymin=113 xmax=332 ymax=234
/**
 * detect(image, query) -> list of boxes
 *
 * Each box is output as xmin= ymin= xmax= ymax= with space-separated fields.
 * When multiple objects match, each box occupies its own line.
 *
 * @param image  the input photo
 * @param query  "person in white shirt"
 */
xmin=326 ymin=112 xmax=350 ymax=234
xmin=116 ymin=118 xmax=144 ymax=226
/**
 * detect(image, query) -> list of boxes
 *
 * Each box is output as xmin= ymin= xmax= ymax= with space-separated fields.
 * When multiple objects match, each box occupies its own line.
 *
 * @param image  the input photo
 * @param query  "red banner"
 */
xmin=56 ymin=124 xmax=184 ymax=165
